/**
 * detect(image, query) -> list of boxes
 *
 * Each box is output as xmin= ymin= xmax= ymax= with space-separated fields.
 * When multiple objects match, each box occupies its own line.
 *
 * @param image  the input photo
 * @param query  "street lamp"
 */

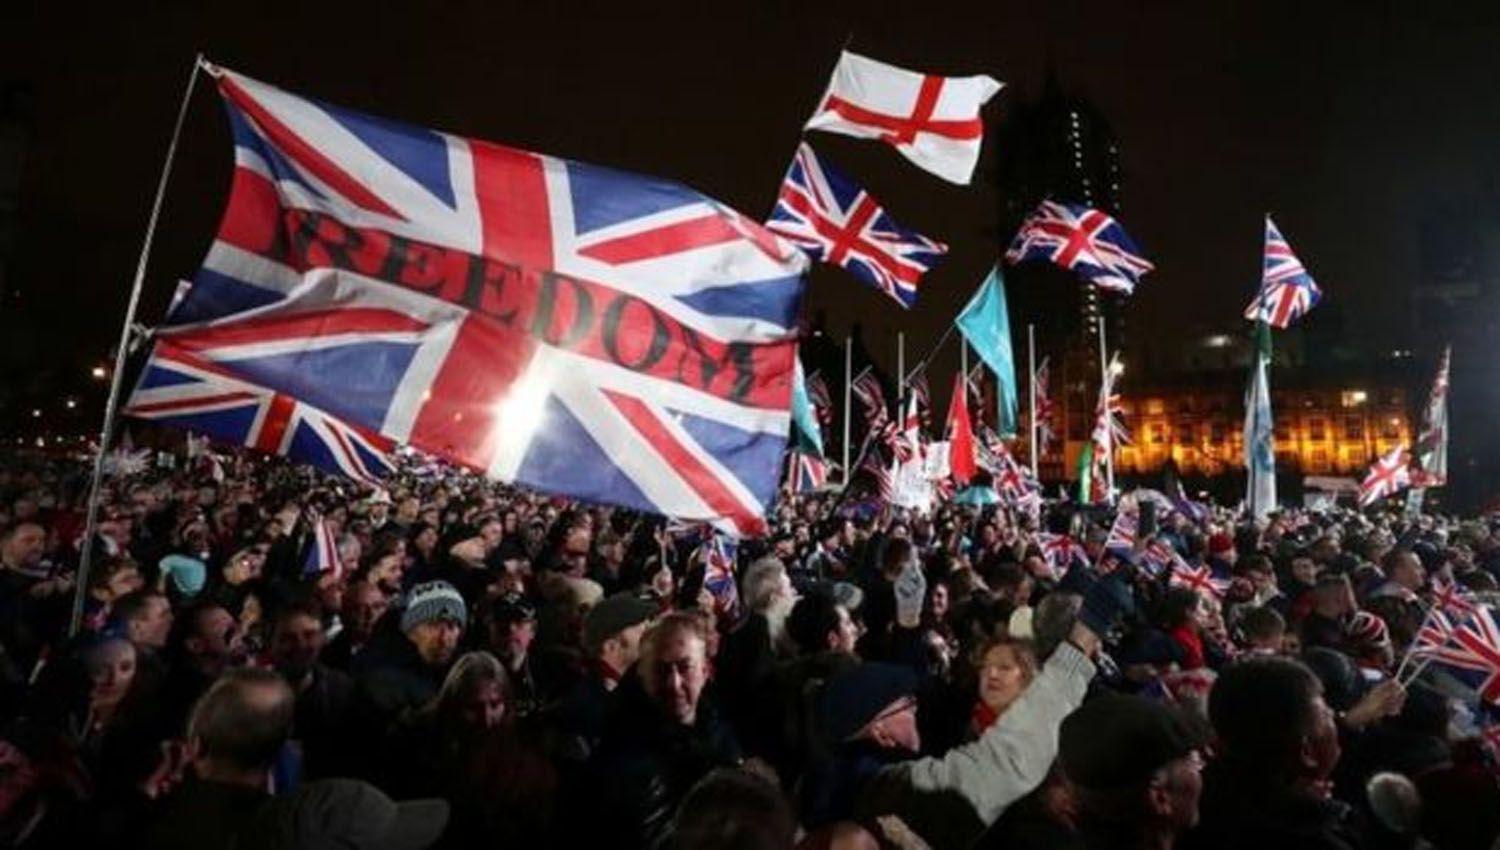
xmin=91 ymin=365 xmax=107 ymax=380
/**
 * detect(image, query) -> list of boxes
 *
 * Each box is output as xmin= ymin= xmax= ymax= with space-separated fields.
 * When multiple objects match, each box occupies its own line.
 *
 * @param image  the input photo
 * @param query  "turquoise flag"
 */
xmin=955 ymin=266 xmax=1019 ymax=436
xmin=791 ymin=357 xmax=824 ymax=458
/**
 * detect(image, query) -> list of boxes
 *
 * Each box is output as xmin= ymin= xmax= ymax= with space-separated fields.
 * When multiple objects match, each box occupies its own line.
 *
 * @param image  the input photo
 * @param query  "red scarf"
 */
xmin=971 ymin=700 xmax=1000 ymax=735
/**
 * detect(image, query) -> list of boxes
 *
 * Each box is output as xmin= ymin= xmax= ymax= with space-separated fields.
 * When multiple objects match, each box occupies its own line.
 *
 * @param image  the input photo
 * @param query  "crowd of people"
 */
xmin=0 ymin=439 xmax=1496 ymax=850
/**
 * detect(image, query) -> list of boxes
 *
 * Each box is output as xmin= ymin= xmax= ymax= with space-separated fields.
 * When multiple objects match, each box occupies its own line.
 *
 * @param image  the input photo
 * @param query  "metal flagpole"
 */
xmin=1097 ymin=317 xmax=1115 ymax=498
xmin=842 ymin=335 xmax=852 ymax=486
xmin=70 ymin=54 xmax=205 ymax=637
xmin=1028 ymin=324 xmax=1038 ymax=478
xmin=897 ymin=331 xmax=905 ymax=411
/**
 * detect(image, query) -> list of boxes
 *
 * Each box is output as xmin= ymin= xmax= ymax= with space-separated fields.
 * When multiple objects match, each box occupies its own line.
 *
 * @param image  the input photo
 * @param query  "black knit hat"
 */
xmin=1060 ymin=692 xmax=1202 ymax=790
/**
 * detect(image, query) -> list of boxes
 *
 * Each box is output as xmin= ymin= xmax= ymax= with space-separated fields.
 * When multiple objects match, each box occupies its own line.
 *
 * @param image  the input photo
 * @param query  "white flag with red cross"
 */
xmin=804 ymin=51 xmax=1002 ymax=185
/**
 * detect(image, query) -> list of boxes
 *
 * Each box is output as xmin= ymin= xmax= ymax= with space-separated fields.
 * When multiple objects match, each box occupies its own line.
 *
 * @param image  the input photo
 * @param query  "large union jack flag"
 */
xmin=125 ymin=340 xmax=395 ymax=484
xmin=136 ymin=63 xmax=809 ymax=536
xmin=1243 ymin=216 xmax=1320 ymax=328
xmin=766 ymin=143 xmax=945 ymax=309
xmin=1004 ymin=201 xmax=1154 ymax=294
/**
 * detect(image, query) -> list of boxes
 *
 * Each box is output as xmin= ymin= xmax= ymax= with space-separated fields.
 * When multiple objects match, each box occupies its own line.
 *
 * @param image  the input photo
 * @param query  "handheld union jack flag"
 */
xmin=149 ymin=63 xmax=808 ymax=537
xmin=1359 ymin=445 xmax=1411 ymax=508
xmin=1169 ymin=561 xmax=1231 ymax=600
xmin=1034 ymin=532 xmax=1088 ymax=580
xmin=1243 ymin=216 xmax=1321 ymax=328
xmin=301 ymin=515 xmax=341 ymax=579
xmin=1417 ymin=606 xmax=1500 ymax=705
xmin=851 ymin=370 xmax=889 ymax=428
xmin=805 ymin=371 xmax=834 ymax=427
xmin=1431 ymin=574 xmax=1479 ymax=620
xmin=1033 ymin=356 xmax=1056 ymax=455
xmin=786 ymin=451 xmax=829 ymax=493
xmin=701 ymin=533 xmax=741 ymax=619
xmin=766 ymin=143 xmax=946 ymax=309
xmin=1409 ymin=607 xmax=1459 ymax=661
xmin=125 ymin=340 xmax=395 ymax=484
xmin=1004 ymin=201 xmax=1154 ymax=295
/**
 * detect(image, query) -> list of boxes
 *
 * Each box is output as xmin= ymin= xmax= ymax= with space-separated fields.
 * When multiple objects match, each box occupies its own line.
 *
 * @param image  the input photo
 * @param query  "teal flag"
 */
xmin=955 ymin=266 xmax=1019 ymax=436
xmin=791 ymin=357 xmax=824 ymax=458
xmin=1243 ymin=322 xmax=1276 ymax=520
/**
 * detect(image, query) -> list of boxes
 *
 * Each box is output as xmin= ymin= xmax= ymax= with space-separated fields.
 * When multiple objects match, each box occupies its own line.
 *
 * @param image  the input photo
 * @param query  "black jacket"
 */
xmin=1182 ymin=758 xmax=1367 ymax=850
xmin=589 ymin=673 xmax=741 ymax=850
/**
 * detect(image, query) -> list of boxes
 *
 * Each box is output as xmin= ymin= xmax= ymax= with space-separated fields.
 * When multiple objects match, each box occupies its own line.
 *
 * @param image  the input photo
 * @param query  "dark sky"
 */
xmin=5 ymin=1 xmax=1500 ymax=394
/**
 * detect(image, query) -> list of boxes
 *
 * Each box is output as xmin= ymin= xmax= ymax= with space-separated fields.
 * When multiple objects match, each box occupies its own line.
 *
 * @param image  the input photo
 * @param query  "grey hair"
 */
xmin=742 ymin=556 xmax=788 ymax=614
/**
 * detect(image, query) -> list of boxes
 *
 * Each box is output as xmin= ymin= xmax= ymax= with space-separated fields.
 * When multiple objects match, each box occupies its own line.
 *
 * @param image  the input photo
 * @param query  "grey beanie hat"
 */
xmin=401 ymin=581 xmax=467 ymax=633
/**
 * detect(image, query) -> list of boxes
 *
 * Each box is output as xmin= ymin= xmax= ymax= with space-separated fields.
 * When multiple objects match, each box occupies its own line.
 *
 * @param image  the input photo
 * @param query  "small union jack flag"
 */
xmin=1359 ymin=444 xmax=1411 ymax=508
xmin=851 ymin=370 xmax=889 ymax=428
xmin=301 ymin=515 xmax=342 ymax=579
xmin=701 ymin=533 xmax=741 ymax=619
xmin=767 ymin=143 xmax=946 ymax=309
xmin=1418 ymin=606 xmax=1500 ymax=705
xmin=786 ymin=451 xmax=829 ymax=493
xmin=125 ymin=340 xmax=395 ymax=484
xmin=805 ymin=371 xmax=834 ymax=427
xmin=1005 ymin=200 xmax=1154 ymax=294
xmin=1243 ymin=216 xmax=1321 ymax=328
xmin=1431 ymin=574 xmax=1479 ymax=620
xmin=1170 ymin=561 xmax=1231 ymax=599
xmin=1409 ymin=607 xmax=1459 ymax=661
xmin=1035 ymin=532 xmax=1088 ymax=580
xmin=1034 ymin=356 xmax=1056 ymax=455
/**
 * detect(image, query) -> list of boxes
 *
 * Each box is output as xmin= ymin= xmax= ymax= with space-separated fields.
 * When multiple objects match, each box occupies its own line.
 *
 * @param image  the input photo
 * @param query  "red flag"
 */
xmin=947 ymin=373 xmax=976 ymax=484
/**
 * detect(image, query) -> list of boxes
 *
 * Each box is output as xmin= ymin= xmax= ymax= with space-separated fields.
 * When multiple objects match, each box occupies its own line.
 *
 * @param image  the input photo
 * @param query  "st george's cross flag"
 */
xmin=1359 ymin=444 xmax=1412 ymax=508
xmin=804 ymin=51 xmax=1002 ymax=185
xmin=139 ymin=62 xmax=809 ymax=537
xmin=766 ymin=143 xmax=945 ymax=309
xmin=1243 ymin=216 xmax=1321 ymax=328
xmin=1005 ymin=201 xmax=1154 ymax=295
xmin=126 ymin=338 xmax=396 ymax=484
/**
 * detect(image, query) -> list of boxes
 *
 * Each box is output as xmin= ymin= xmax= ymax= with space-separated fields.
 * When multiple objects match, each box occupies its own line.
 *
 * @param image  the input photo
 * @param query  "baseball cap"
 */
xmin=584 ymin=593 xmax=658 ymax=654
xmin=246 ymin=778 xmax=448 ymax=850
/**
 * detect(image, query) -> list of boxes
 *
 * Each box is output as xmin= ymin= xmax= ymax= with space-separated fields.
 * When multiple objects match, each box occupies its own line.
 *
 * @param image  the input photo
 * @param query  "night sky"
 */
xmin=5 ymin=2 xmax=1500 ymax=412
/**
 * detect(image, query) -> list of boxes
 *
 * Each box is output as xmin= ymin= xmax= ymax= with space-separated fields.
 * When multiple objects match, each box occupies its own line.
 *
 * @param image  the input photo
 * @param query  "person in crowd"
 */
xmin=717 ymin=555 xmax=796 ymax=757
xmin=1058 ymin=690 xmax=1205 ymax=850
xmin=160 ymin=600 xmax=244 ymax=732
xmin=481 ymin=590 xmax=542 ymax=719
xmin=352 ymin=580 xmax=466 ymax=728
xmin=592 ymin=612 xmax=740 ymax=850
xmin=970 ymin=635 xmax=1038 ymax=737
xmin=145 ymin=668 xmax=295 ymax=849
xmin=553 ymin=592 xmax=658 ymax=760
xmin=804 ymin=587 xmax=1113 ymax=850
xmin=244 ymin=777 xmax=449 ymax=850
xmin=1182 ymin=656 xmax=1359 ymax=850
xmin=322 ymin=578 xmax=387 ymax=671
xmin=265 ymin=601 xmax=354 ymax=780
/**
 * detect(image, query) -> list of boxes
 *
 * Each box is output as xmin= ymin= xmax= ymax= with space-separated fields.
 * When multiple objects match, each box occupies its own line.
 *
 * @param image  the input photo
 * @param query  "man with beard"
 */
xmin=267 ymin=602 xmax=354 ymax=779
xmin=716 ymin=555 xmax=797 ymax=761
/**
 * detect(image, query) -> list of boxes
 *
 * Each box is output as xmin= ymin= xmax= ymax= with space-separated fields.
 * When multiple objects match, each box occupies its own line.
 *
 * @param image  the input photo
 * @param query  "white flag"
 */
xmin=804 ymin=51 xmax=1002 ymax=185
